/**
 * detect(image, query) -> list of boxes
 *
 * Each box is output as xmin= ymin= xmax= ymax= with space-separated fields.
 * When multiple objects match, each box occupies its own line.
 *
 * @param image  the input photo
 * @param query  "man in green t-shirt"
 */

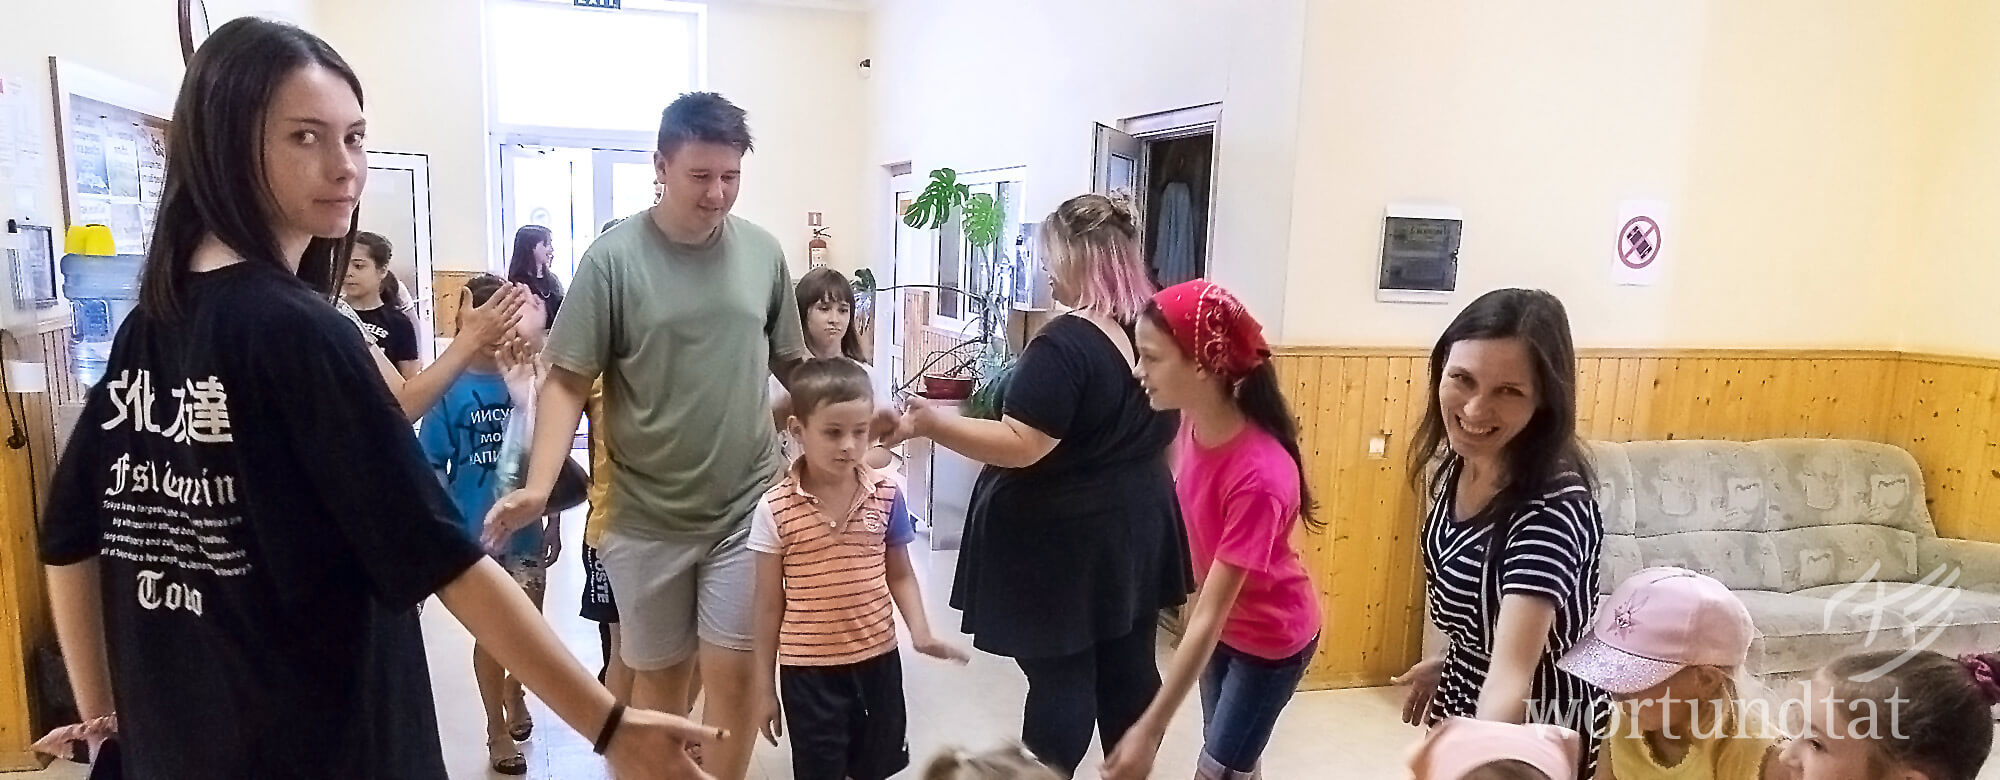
xmin=488 ymin=92 xmax=808 ymax=780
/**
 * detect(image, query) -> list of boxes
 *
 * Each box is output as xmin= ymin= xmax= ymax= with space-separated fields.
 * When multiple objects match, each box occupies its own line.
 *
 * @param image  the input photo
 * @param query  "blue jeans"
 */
xmin=1198 ymin=635 xmax=1318 ymax=774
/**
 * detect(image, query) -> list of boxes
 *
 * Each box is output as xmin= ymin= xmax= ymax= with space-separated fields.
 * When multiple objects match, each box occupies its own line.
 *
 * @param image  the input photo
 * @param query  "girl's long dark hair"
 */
xmin=1145 ymin=306 xmax=1320 ymax=531
xmin=1409 ymin=288 xmax=1591 ymax=514
xmin=795 ymin=267 xmax=865 ymax=362
xmin=138 ymin=17 xmax=362 ymax=319
xmin=507 ymin=225 xmax=562 ymax=300
xmin=351 ymin=230 xmax=405 ymax=309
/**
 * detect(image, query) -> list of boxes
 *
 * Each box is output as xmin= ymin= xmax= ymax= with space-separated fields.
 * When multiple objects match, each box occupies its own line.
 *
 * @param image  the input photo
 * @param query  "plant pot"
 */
xmin=922 ymin=373 xmax=975 ymax=401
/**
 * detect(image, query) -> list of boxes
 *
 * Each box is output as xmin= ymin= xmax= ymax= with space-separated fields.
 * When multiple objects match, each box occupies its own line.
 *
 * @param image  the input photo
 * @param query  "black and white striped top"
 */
xmin=1421 ymin=456 xmax=1610 ymax=775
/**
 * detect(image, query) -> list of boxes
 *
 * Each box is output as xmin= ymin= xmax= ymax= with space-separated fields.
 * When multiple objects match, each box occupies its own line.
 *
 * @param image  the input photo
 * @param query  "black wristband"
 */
xmin=592 ymin=703 xmax=626 ymax=755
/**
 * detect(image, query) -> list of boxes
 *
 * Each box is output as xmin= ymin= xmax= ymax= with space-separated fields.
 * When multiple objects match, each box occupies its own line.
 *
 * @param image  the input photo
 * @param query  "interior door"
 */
xmin=359 ymin=151 xmax=436 ymax=359
xmin=1092 ymin=122 xmax=1147 ymax=227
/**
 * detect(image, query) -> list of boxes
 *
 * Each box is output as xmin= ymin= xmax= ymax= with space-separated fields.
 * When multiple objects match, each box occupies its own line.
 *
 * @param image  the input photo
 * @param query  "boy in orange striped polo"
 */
xmin=750 ymin=357 xmax=969 ymax=780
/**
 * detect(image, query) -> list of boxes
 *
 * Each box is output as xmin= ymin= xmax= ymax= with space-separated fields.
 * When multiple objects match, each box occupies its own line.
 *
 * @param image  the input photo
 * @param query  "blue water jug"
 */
xmin=60 ymin=225 xmax=144 ymax=388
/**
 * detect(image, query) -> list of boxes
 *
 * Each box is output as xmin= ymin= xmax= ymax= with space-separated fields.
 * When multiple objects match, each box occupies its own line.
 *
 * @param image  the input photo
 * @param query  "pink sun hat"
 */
xmin=1557 ymin=566 xmax=1755 ymax=695
xmin=1408 ymin=717 xmax=1580 ymax=780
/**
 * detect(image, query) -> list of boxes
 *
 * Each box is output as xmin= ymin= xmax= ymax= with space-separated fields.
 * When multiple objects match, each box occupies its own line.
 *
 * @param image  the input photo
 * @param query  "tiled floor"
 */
xmin=28 ymin=510 xmax=2000 ymax=778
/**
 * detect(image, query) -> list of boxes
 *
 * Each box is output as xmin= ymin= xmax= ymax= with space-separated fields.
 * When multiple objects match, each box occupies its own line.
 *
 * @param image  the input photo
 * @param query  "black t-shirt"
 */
xmin=39 ymin=261 xmax=484 ymax=779
xmin=352 ymin=303 xmax=419 ymax=363
xmin=950 ymin=315 xmax=1193 ymax=658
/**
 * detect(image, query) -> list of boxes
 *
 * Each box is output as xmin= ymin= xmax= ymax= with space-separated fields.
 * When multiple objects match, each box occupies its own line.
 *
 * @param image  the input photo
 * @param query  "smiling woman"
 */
xmin=1394 ymin=288 xmax=1611 ymax=778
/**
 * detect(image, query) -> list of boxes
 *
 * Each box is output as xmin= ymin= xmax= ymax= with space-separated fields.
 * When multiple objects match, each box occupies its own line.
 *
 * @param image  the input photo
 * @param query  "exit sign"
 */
xmin=574 ymin=0 xmax=620 ymax=7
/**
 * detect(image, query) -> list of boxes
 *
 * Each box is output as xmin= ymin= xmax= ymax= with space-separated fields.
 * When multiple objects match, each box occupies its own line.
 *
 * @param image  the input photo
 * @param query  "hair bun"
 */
xmin=1061 ymin=192 xmax=1136 ymax=234
xmin=1958 ymin=653 xmax=2000 ymax=705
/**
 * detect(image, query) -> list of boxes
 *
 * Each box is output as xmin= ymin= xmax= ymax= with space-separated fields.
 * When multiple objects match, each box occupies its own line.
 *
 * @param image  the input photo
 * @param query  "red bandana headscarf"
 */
xmin=1151 ymin=280 xmax=1270 ymax=380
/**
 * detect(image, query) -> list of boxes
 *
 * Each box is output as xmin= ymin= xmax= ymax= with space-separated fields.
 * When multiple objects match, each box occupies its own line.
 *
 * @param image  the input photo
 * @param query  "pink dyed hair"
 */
xmin=1040 ymin=193 xmax=1154 ymax=322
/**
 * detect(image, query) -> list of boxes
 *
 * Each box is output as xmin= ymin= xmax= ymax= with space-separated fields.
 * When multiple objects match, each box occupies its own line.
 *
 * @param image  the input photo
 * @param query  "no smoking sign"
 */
xmin=1613 ymin=200 xmax=1668 ymax=286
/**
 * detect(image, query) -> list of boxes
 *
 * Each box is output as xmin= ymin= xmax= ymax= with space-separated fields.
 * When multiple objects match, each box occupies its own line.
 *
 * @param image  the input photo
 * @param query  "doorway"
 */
xmin=498 ymin=141 xmax=655 ymax=284
xmin=1092 ymin=103 xmax=1221 ymax=287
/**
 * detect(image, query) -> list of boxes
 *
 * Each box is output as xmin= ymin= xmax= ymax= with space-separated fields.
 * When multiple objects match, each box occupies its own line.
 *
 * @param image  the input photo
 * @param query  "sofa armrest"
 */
xmin=1920 ymin=538 xmax=2000 ymax=593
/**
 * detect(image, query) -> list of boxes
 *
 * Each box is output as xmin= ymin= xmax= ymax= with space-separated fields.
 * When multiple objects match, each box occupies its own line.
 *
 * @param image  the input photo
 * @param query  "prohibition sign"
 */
xmin=1618 ymin=216 xmax=1661 ymax=270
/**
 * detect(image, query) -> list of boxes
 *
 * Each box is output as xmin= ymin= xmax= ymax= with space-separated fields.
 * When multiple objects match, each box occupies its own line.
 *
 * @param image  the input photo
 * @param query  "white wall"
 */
xmin=1283 ymin=0 xmax=1932 ymax=350
xmin=313 ymin=0 xmax=494 ymax=274
xmin=1903 ymin=0 xmax=2000 ymax=359
xmin=710 ymin=2 xmax=870 ymax=274
xmin=315 ymin=0 xmax=870 ymax=277
xmin=863 ymin=0 xmax=1308 ymax=328
xmin=0 ymin=0 xmax=316 ymax=236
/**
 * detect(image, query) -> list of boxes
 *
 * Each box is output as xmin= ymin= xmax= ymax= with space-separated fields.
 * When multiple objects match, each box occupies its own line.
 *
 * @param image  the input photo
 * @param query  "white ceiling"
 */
xmin=704 ymin=0 xmax=870 ymax=12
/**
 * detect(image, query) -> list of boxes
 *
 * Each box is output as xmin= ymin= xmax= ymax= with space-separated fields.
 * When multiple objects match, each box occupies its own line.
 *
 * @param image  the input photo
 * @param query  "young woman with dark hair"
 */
xmin=1394 ymin=288 xmax=1609 ymax=778
xmin=508 ymin=224 xmax=563 ymax=329
xmin=1103 ymin=280 xmax=1322 ymax=780
xmin=34 ymin=17 xmax=714 ymax=780
xmin=342 ymin=230 xmax=420 ymax=378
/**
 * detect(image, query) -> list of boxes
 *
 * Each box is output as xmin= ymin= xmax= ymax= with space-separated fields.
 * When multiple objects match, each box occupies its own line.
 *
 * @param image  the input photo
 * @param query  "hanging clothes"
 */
xmin=1154 ymin=181 xmax=1197 ymax=285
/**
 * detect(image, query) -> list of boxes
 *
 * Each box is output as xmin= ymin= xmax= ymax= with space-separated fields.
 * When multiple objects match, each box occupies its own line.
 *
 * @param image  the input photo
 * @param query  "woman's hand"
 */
xmin=602 ymin=708 xmax=722 ymax=780
xmin=497 ymin=333 xmax=538 ymax=400
xmin=1393 ymin=656 xmax=1445 ymax=726
xmin=461 ymin=283 xmax=529 ymax=347
xmin=1101 ymin=719 xmax=1166 ymax=780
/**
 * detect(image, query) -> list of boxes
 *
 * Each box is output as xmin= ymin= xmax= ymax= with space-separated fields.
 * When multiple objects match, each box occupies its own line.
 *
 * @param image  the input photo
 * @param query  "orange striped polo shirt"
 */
xmin=753 ymin=467 xmax=903 ymax=667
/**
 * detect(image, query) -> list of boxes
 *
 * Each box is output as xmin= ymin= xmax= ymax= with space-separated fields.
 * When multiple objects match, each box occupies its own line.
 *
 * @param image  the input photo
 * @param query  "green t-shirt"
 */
xmin=546 ymin=213 xmax=808 ymax=538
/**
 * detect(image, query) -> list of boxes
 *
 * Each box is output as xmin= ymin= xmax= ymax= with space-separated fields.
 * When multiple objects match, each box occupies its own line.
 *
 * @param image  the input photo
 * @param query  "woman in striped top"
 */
xmin=1393 ymin=289 xmax=1610 ymax=777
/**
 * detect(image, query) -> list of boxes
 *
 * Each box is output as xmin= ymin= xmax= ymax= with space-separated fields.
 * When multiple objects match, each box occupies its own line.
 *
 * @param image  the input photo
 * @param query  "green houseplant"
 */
xmin=901 ymin=168 xmax=1014 ymax=419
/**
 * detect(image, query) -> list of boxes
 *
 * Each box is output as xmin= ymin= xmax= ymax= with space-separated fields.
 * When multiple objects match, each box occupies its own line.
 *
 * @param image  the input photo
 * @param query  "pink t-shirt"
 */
xmin=1175 ymin=423 xmax=1322 ymax=660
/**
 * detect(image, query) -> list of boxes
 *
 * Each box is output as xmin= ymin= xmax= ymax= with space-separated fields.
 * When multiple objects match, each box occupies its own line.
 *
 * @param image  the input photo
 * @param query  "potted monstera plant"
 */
xmin=901 ymin=167 xmax=1013 ymax=419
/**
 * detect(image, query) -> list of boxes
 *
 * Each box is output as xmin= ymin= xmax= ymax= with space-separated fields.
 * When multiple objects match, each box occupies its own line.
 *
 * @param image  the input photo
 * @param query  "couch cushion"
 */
xmin=1792 ymin=582 xmax=2000 ymax=661
xmin=1734 ymin=590 xmax=1913 ymax=675
xmin=1768 ymin=525 xmax=1920 ymax=590
xmin=1636 ymin=530 xmax=1780 ymax=592
xmin=1621 ymin=440 xmax=1777 ymax=536
xmin=1586 ymin=441 xmax=1638 ymax=537
xmin=1755 ymin=439 xmax=1932 ymax=536
xmin=1600 ymin=534 xmax=1644 ymax=597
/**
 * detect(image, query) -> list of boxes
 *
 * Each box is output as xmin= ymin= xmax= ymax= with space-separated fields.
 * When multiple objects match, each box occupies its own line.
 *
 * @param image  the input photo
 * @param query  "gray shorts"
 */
xmin=598 ymin=518 xmax=755 ymax=671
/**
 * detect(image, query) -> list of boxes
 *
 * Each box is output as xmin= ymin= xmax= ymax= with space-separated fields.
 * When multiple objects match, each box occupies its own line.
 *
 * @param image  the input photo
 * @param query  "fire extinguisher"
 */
xmin=808 ymin=227 xmax=830 ymax=268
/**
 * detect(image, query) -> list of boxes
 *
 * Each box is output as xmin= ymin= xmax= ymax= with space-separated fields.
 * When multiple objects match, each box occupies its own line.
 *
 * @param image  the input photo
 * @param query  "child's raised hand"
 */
xmin=755 ymin=688 xmax=784 ymax=746
xmin=914 ymin=636 xmax=971 ymax=666
xmin=461 ymin=283 xmax=528 ymax=347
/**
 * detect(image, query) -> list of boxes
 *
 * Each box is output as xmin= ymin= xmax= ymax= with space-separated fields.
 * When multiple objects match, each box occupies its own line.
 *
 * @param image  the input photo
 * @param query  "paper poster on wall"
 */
xmin=106 ymin=133 xmax=140 ymax=198
xmin=109 ymin=202 xmax=144 ymax=253
xmin=1613 ymin=199 xmax=1669 ymax=286
xmin=76 ymin=195 xmax=110 ymax=227
xmin=139 ymin=126 xmax=167 ymax=201
xmin=72 ymin=117 xmax=109 ymax=196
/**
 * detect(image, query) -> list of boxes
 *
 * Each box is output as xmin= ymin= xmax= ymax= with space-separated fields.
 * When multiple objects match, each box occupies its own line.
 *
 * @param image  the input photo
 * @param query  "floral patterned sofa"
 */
xmin=1590 ymin=439 xmax=2000 ymax=678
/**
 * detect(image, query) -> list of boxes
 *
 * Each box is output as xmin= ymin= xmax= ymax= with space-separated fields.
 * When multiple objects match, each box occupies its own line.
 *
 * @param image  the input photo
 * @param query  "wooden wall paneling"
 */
xmin=1631 ymin=358 xmax=1662 ymax=440
xmin=1611 ymin=358 xmax=1641 ymax=441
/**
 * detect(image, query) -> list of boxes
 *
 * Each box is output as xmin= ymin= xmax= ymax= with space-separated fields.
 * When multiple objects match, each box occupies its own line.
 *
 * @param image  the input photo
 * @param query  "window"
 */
xmin=934 ymin=170 xmax=1027 ymax=330
xmin=487 ymin=0 xmax=705 ymax=134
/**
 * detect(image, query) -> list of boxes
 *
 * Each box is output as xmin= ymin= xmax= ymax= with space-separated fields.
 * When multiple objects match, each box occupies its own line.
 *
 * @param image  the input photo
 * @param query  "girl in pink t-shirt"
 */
xmin=1104 ymin=280 xmax=1323 ymax=780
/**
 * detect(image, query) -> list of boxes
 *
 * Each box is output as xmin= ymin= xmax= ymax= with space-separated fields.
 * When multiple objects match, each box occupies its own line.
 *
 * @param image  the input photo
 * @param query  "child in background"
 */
xmin=750 ymin=357 xmax=968 ymax=780
xmin=1556 ymin=567 xmax=1780 ymax=779
xmin=1410 ymin=717 xmax=1582 ymax=780
xmin=1780 ymin=649 xmax=2000 ymax=780
xmin=1104 ymin=280 xmax=1322 ymax=780
xmin=923 ymin=745 xmax=1064 ymax=780
xmin=777 ymin=267 xmax=894 ymax=469
xmin=417 ymin=274 xmax=556 ymax=776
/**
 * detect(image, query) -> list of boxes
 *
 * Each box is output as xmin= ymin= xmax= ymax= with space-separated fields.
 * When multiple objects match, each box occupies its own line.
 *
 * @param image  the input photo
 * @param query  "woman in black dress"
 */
xmin=508 ymin=224 xmax=563 ymax=329
xmin=33 ymin=18 xmax=712 ymax=779
xmin=905 ymin=194 xmax=1191 ymax=776
xmin=1391 ymin=289 xmax=1610 ymax=776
